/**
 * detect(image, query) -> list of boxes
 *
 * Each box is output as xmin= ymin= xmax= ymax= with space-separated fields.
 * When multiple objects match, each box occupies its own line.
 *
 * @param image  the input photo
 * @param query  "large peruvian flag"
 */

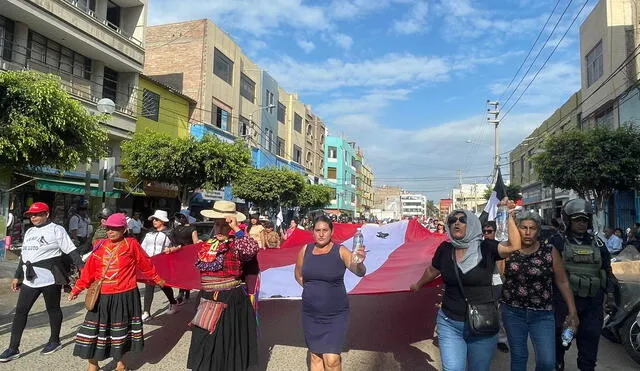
xmin=138 ymin=219 xmax=446 ymax=297
xmin=258 ymin=219 xmax=446 ymax=299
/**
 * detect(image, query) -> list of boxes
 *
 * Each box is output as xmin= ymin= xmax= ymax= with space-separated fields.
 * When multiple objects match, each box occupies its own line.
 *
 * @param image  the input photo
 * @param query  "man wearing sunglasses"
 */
xmin=551 ymin=198 xmax=618 ymax=371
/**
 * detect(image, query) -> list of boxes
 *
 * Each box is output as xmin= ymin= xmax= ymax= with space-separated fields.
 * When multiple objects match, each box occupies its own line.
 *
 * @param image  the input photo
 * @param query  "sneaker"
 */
xmin=497 ymin=342 xmax=509 ymax=353
xmin=141 ymin=311 xmax=151 ymax=322
xmin=0 ymin=348 xmax=20 ymax=362
xmin=41 ymin=342 xmax=62 ymax=355
xmin=166 ymin=304 xmax=178 ymax=315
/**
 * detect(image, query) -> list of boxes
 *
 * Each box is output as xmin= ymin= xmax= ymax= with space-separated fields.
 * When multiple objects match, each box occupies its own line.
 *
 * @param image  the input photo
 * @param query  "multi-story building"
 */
xmin=578 ymin=0 xmax=638 ymax=227
xmin=400 ymin=193 xmax=427 ymax=219
xmin=278 ymin=88 xmax=307 ymax=174
xmin=137 ymin=74 xmax=195 ymax=138
xmin=303 ymin=108 xmax=326 ymax=184
xmin=324 ymin=136 xmax=357 ymax=215
xmin=452 ymin=183 xmax=490 ymax=213
xmin=0 ymin=0 xmax=147 ymax=212
xmin=359 ymin=163 xmax=375 ymax=215
xmin=509 ymin=92 xmax=581 ymax=221
xmin=372 ymin=185 xmax=403 ymax=221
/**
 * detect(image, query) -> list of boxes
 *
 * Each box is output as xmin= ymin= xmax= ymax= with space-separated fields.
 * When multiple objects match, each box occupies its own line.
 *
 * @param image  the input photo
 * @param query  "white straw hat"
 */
xmin=148 ymin=209 xmax=169 ymax=222
xmin=200 ymin=200 xmax=246 ymax=222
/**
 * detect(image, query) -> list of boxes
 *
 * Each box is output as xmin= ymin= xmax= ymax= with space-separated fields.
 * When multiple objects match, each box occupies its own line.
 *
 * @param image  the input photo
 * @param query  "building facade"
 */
xmin=324 ymin=136 xmax=357 ymax=215
xmin=400 ymin=193 xmax=427 ymax=219
xmin=278 ymin=89 xmax=307 ymax=174
xmin=136 ymin=75 xmax=195 ymax=138
xmin=451 ymin=183 xmax=490 ymax=214
xmin=509 ymin=92 xmax=582 ymax=221
xmin=439 ymin=198 xmax=453 ymax=220
xmin=359 ymin=163 xmax=375 ymax=216
xmin=372 ymin=185 xmax=403 ymax=221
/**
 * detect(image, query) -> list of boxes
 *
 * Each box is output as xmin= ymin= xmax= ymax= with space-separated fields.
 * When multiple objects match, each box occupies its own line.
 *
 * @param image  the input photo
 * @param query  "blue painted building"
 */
xmin=324 ymin=136 xmax=357 ymax=215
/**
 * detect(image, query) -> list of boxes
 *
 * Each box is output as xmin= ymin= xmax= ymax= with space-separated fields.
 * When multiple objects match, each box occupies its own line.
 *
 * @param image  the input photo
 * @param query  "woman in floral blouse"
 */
xmin=187 ymin=201 xmax=259 ymax=371
xmin=498 ymin=211 xmax=578 ymax=371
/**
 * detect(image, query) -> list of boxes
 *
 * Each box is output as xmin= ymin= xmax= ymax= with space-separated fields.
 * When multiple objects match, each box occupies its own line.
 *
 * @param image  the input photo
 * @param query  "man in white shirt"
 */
xmin=127 ymin=211 xmax=144 ymax=241
xmin=68 ymin=206 xmax=90 ymax=246
xmin=604 ymin=227 xmax=623 ymax=254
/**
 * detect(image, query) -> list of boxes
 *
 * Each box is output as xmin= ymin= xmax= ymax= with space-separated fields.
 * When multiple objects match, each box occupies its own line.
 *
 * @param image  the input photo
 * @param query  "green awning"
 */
xmin=35 ymin=178 xmax=122 ymax=198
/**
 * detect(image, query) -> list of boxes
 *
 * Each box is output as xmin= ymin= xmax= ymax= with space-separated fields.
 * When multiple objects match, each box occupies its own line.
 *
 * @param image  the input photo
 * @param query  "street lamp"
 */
xmin=85 ymin=98 xmax=116 ymax=210
xmin=245 ymin=104 xmax=276 ymax=144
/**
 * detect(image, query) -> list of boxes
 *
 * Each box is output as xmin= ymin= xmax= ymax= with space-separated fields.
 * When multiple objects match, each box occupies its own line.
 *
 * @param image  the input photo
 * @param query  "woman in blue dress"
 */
xmin=294 ymin=215 xmax=367 ymax=371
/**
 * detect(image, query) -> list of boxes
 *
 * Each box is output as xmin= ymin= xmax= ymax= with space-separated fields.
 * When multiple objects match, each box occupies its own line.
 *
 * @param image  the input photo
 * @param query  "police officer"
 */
xmin=550 ymin=198 xmax=617 ymax=371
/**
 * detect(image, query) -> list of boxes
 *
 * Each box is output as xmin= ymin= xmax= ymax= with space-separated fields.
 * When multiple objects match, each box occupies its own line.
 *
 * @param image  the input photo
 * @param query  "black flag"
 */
xmin=479 ymin=168 xmax=507 ymax=224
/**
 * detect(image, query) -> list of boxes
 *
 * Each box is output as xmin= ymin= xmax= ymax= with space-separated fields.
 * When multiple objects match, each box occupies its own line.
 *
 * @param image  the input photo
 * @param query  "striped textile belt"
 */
xmin=200 ymin=276 xmax=244 ymax=291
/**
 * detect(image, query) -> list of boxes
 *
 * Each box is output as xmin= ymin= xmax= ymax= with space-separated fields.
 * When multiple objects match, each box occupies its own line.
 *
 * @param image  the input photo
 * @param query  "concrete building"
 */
xmin=303 ymin=107 xmax=326 ymax=184
xmin=578 ymin=0 xmax=639 ymax=227
xmin=509 ymin=92 xmax=582 ymax=221
xmin=137 ymin=75 xmax=195 ymax=138
xmin=400 ymin=193 xmax=427 ymax=219
xmin=278 ymin=88 xmax=307 ymax=174
xmin=372 ymin=185 xmax=403 ymax=221
xmin=359 ymin=163 xmax=375 ymax=216
xmin=452 ymin=183 xmax=490 ymax=213
xmin=324 ymin=136 xmax=357 ymax=215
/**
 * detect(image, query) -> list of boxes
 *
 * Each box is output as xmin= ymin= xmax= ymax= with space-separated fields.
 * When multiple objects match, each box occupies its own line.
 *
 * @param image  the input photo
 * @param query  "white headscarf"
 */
xmin=445 ymin=209 xmax=483 ymax=274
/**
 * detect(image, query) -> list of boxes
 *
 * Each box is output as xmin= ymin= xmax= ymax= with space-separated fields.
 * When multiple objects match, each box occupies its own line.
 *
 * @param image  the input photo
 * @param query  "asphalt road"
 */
xmin=0 ymin=286 xmax=638 ymax=370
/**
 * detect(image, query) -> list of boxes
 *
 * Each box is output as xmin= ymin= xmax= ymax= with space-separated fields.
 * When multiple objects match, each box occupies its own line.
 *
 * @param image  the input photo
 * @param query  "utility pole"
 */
xmin=487 ymin=100 xmax=501 ymax=180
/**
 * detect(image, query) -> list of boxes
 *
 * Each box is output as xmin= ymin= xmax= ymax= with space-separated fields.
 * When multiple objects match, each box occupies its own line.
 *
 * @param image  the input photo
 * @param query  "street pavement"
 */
xmin=0 ymin=282 xmax=638 ymax=371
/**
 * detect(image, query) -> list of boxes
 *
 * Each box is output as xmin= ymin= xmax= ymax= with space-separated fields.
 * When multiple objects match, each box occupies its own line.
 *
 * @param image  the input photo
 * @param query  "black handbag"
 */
xmin=451 ymin=248 xmax=500 ymax=340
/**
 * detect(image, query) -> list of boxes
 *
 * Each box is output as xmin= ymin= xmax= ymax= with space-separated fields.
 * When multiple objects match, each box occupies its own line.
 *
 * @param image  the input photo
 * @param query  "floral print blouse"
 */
xmin=500 ymin=243 xmax=554 ymax=310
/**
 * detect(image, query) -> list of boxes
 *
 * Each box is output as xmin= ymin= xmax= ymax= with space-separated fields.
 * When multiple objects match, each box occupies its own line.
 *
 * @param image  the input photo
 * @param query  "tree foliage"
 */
xmin=121 ymin=131 xmax=251 ymax=204
xmin=532 ymin=125 xmax=640 ymax=213
xmin=298 ymin=184 xmax=334 ymax=213
xmin=231 ymin=167 xmax=306 ymax=211
xmin=484 ymin=184 xmax=522 ymax=201
xmin=0 ymin=71 xmax=108 ymax=171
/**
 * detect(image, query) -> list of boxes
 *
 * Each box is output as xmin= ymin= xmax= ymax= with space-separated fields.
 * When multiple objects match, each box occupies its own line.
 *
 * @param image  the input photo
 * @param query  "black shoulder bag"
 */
xmin=451 ymin=248 xmax=500 ymax=340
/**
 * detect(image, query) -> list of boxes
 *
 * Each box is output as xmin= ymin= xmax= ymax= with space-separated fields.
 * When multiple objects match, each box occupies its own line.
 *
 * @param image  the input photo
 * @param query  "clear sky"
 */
xmin=148 ymin=0 xmax=594 ymax=202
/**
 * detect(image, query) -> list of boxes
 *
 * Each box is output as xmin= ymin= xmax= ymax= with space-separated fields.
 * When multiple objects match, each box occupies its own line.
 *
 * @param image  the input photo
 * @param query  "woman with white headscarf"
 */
xmin=409 ymin=199 xmax=522 ymax=371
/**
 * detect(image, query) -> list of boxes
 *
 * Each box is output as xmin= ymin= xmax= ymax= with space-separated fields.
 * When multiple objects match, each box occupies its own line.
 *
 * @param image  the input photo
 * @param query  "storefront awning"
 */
xmin=35 ymin=178 xmax=122 ymax=198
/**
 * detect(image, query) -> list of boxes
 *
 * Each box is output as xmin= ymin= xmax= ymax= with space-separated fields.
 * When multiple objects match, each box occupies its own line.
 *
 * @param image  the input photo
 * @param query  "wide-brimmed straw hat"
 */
xmin=201 ymin=200 xmax=246 ymax=222
xmin=148 ymin=210 xmax=169 ymax=222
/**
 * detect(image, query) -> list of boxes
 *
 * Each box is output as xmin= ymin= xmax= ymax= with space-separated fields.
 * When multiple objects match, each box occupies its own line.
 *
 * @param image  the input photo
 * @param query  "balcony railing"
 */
xmin=60 ymin=0 xmax=144 ymax=47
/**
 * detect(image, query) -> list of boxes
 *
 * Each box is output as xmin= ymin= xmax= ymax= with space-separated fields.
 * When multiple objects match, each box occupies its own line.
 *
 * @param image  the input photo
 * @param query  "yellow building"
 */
xmin=136 ymin=75 xmax=195 ymax=137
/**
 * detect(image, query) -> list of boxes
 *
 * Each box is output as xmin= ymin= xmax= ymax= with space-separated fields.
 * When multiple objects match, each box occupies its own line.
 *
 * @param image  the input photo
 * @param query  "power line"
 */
xmin=501 ymin=0 xmax=574 ymax=110
xmin=502 ymin=0 xmax=590 ymax=121
xmin=499 ymin=0 xmax=563 ymax=103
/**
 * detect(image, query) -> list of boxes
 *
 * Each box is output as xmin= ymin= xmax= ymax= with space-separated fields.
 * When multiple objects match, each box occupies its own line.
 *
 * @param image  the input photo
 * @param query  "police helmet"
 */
xmin=561 ymin=198 xmax=592 ymax=225
xmin=98 ymin=207 xmax=114 ymax=220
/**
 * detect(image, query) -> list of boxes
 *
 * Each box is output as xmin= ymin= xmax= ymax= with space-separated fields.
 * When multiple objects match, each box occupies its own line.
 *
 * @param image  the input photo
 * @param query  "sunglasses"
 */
xmin=106 ymin=226 xmax=126 ymax=231
xmin=483 ymin=229 xmax=495 ymax=234
xmin=447 ymin=215 xmax=467 ymax=225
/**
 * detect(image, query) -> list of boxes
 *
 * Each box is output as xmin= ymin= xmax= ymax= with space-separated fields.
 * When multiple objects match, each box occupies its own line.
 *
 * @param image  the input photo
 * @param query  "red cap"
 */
xmin=24 ymin=202 xmax=50 ymax=215
xmin=103 ymin=213 xmax=128 ymax=228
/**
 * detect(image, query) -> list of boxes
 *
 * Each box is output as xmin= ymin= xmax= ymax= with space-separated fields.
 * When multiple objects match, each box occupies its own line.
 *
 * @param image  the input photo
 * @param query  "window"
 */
xmin=307 ymin=123 xmax=313 ymax=138
xmin=328 ymin=167 xmax=337 ymax=179
xmin=294 ymin=113 xmax=302 ymax=133
xmin=351 ymin=174 xmax=356 ymax=185
xmin=102 ymin=67 xmax=118 ymax=103
xmin=293 ymin=145 xmax=302 ymax=163
xmin=240 ymin=73 xmax=255 ymax=102
xmin=214 ymin=48 xmax=233 ymax=85
xmin=106 ymin=0 xmax=121 ymax=29
xmin=351 ymin=193 xmax=356 ymax=203
xmin=328 ymin=146 xmax=337 ymax=159
xmin=277 ymin=137 xmax=285 ymax=157
xmin=28 ymin=31 xmax=92 ymax=79
xmin=320 ymin=134 xmax=325 ymax=145
xmin=265 ymin=90 xmax=275 ymax=114
xmin=239 ymin=116 xmax=250 ymax=137
xmin=212 ymin=105 xmax=229 ymax=131
xmin=586 ymin=41 xmax=603 ymax=87
xmin=142 ymin=89 xmax=160 ymax=121
xmin=306 ymin=151 xmax=312 ymax=163
xmin=278 ymin=102 xmax=286 ymax=123
xmin=77 ymin=0 xmax=96 ymax=12
xmin=263 ymin=128 xmax=274 ymax=151
xmin=0 ymin=16 xmax=14 ymax=61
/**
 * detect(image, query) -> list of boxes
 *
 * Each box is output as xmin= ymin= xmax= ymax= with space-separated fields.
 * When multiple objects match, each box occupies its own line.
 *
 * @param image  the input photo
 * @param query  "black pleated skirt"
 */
xmin=187 ymin=285 xmax=258 ymax=371
xmin=73 ymin=288 xmax=144 ymax=362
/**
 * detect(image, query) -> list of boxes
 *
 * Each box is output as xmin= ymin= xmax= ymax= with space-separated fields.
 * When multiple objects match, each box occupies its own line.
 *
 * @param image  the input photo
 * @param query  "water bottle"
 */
xmin=561 ymin=326 xmax=575 ymax=347
xmin=495 ymin=205 xmax=509 ymax=241
xmin=352 ymin=228 xmax=364 ymax=264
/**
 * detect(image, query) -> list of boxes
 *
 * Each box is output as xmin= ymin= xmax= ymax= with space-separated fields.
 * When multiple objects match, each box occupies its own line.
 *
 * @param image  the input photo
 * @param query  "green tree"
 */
xmin=0 ymin=71 xmax=108 ymax=171
xmin=532 ymin=125 xmax=640 ymax=231
xmin=426 ymin=199 xmax=439 ymax=217
xmin=298 ymin=184 xmax=333 ymax=213
xmin=121 ymin=131 xmax=251 ymax=205
xmin=483 ymin=184 xmax=522 ymax=201
xmin=231 ymin=167 xmax=306 ymax=211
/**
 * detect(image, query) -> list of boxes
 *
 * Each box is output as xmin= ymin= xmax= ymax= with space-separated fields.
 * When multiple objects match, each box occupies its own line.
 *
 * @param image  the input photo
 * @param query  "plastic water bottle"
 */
xmin=352 ymin=228 xmax=364 ymax=264
xmin=561 ymin=326 xmax=575 ymax=347
xmin=495 ymin=205 xmax=509 ymax=242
